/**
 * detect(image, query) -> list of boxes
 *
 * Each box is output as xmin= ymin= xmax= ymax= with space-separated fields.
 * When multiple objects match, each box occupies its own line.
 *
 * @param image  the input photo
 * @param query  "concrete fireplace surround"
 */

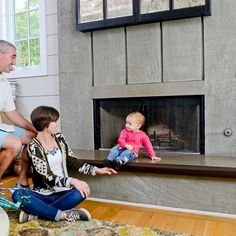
xmin=58 ymin=0 xmax=236 ymax=215
xmin=58 ymin=0 xmax=236 ymax=156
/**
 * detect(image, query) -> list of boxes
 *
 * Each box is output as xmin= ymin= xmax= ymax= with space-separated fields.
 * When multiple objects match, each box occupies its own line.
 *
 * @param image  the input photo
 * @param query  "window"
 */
xmin=0 ymin=0 xmax=47 ymax=78
xmin=76 ymin=0 xmax=211 ymax=32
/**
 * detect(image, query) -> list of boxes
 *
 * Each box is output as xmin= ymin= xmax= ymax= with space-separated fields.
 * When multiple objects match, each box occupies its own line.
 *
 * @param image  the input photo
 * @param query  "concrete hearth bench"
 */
xmin=70 ymin=150 xmax=236 ymax=215
xmin=72 ymin=149 xmax=236 ymax=178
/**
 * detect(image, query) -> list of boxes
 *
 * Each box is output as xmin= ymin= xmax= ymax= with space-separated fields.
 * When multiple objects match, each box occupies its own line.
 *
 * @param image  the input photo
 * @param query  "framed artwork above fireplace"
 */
xmin=76 ymin=0 xmax=211 ymax=32
xmin=93 ymin=96 xmax=205 ymax=154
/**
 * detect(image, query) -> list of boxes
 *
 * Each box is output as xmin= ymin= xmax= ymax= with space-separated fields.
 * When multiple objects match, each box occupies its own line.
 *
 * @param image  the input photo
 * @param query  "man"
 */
xmin=0 ymin=40 xmax=36 ymax=186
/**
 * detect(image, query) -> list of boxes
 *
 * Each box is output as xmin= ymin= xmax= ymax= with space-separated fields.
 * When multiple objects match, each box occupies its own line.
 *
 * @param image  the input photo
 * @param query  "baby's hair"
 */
xmin=127 ymin=111 xmax=145 ymax=125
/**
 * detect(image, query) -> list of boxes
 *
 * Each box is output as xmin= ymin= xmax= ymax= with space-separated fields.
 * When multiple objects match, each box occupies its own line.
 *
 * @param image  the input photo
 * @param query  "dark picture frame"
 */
xmin=76 ymin=0 xmax=211 ymax=32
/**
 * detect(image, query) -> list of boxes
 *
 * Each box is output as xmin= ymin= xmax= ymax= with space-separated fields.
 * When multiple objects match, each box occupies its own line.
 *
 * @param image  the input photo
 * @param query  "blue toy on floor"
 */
xmin=0 ymin=193 xmax=21 ymax=209
xmin=0 ymin=186 xmax=29 ymax=209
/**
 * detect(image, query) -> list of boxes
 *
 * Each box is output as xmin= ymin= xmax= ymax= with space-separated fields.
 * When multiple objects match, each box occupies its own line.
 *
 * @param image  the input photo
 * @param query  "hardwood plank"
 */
xmin=79 ymin=200 xmax=236 ymax=236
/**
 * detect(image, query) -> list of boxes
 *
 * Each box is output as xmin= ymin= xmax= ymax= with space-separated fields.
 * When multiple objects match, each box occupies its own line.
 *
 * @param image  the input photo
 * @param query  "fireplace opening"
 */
xmin=93 ymin=96 xmax=205 ymax=154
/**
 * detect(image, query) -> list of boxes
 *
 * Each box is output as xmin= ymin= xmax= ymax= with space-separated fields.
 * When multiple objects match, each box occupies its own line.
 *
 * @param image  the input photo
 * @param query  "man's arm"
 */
xmin=4 ymin=110 xmax=36 ymax=133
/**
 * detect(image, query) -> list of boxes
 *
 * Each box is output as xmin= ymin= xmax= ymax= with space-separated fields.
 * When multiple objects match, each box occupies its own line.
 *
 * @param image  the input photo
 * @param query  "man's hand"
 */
xmin=95 ymin=167 xmax=117 ymax=175
xmin=70 ymin=178 xmax=90 ymax=198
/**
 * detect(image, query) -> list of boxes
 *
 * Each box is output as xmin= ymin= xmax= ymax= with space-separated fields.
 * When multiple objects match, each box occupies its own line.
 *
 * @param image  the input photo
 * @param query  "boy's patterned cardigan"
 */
xmin=27 ymin=133 xmax=97 ymax=193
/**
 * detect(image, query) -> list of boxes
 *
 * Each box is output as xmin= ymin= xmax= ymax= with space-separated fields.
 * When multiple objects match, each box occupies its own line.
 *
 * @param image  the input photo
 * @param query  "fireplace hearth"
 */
xmin=94 ymin=96 xmax=204 ymax=154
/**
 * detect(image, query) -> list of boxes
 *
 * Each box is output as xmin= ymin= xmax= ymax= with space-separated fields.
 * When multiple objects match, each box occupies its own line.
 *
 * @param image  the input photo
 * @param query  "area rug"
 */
xmin=7 ymin=210 xmax=191 ymax=236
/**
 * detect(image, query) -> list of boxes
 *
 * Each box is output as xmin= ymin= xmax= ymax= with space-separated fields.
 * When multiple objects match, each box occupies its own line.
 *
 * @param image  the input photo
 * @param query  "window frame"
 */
xmin=0 ymin=0 xmax=47 ymax=79
xmin=76 ymin=0 xmax=211 ymax=32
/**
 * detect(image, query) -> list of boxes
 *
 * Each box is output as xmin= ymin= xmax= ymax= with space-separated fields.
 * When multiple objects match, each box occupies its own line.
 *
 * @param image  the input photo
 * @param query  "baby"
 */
xmin=104 ymin=111 xmax=161 ymax=169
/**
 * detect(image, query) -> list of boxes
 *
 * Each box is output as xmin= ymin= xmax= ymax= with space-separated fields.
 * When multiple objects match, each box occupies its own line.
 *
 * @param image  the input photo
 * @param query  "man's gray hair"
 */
xmin=0 ymin=40 xmax=16 ymax=54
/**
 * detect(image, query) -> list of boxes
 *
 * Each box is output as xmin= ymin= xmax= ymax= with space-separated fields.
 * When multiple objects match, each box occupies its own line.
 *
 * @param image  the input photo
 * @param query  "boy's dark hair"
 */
xmin=31 ymin=106 xmax=59 ymax=131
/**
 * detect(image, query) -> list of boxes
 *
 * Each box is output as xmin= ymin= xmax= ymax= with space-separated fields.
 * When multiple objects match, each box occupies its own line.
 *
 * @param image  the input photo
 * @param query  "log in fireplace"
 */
xmin=94 ymin=96 xmax=204 ymax=154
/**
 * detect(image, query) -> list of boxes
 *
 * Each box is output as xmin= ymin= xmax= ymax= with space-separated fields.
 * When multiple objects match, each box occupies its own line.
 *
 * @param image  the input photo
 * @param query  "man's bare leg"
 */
xmin=0 ymin=135 xmax=22 ymax=181
xmin=16 ymin=146 xmax=29 ymax=186
xmin=16 ymin=129 xmax=36 ymax=187
xmin=0 ymin=149 xmax=16 ymax=180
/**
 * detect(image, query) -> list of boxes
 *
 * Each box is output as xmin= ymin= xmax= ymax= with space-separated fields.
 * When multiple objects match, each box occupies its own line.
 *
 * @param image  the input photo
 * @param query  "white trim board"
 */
xmin=88 ymin=197 xmax=236 ymax=219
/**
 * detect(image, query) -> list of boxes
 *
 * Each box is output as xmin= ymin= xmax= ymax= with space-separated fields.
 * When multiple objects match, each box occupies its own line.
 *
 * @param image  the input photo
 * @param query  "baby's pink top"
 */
xmin=118 ymin=128 xmax=156 ymax=158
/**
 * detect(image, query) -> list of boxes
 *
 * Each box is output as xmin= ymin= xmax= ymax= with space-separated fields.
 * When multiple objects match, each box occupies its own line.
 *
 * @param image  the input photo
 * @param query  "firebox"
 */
xmin=93 ymin=96 xmax=204 ymax=154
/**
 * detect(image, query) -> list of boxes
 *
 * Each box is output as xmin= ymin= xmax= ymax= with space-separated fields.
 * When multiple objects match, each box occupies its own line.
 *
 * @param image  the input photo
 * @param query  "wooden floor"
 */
xmin=2 ymin=176 xmax=236 ymax=236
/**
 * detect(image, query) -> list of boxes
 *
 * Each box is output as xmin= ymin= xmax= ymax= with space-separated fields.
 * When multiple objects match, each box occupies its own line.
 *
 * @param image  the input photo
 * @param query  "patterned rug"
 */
xmin=8 ymin=210 xmax=191 ymax=236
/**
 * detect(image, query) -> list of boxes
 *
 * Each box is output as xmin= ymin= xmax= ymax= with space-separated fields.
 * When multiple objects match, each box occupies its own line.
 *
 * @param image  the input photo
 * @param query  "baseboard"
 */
xmin=88 ymin=197 xmax=236 ymax=219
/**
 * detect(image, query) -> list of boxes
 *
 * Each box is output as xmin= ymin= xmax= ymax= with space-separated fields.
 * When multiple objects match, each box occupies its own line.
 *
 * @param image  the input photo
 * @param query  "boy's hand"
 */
xmin=151 ymin=156 xmax=162 ymax=161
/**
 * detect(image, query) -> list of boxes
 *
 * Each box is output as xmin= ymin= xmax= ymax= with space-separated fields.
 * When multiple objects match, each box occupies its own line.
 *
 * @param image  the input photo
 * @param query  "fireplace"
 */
xmin=94 ymin=96 xmax=204 ymax=154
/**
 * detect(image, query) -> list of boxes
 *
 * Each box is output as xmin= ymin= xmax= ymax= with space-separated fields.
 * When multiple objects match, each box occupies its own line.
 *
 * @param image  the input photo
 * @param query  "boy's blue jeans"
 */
xmin=12 ymin=187 xmax=85 ymax=221
xmin=107 ymin=145 xmax=136 ymax=164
